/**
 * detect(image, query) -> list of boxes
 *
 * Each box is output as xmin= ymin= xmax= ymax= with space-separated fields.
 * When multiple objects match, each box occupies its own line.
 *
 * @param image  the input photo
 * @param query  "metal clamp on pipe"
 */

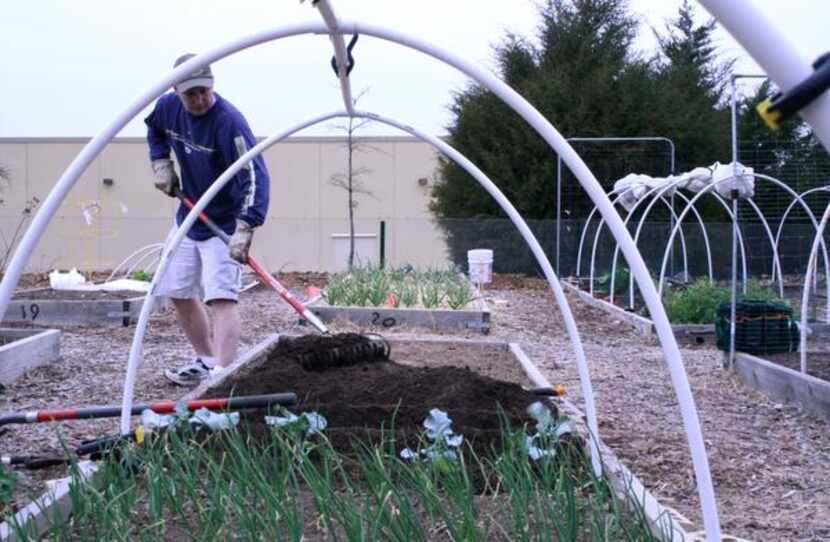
xmin=757 ymin=52 xmax=830 ymax=130
xmin=330 ymin=33 xmax=358 ymax=76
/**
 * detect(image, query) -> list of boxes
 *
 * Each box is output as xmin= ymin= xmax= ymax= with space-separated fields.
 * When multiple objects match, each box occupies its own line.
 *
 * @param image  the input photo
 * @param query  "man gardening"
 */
xmin=145 ymin=53 xmax=270 ymax=385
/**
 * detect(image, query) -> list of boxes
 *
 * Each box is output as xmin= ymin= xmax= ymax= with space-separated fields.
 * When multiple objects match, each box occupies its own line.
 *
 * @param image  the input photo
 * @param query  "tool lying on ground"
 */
xmin=0 ymin=393 xmax=297 ymax=428
xmin=528 ymin=385 xmax=567 ymax=397
xmin=0 ymin=393 xmax=297 ymax=469
xmin=175 ymin=192 xmax=392 ymax=368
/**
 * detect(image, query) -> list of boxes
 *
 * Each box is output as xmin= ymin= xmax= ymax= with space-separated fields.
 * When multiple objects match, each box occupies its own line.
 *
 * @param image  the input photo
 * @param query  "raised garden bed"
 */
xmin=306 ymin=298 xmax=491 ymax=333
xmin=308 ymin=265 xmax=491 ymax=333
xmin=0 ymin=334 xmax=687 ymax=540
xmin=0 ymin=328 xmax=61 ymax=386
xmin=562 ymin=279 xmax=793 ymax=347
xmin=732 ymin=351 xmax=830 ymax=422
xmin=4 ymin=289 xmax=166 ymax=327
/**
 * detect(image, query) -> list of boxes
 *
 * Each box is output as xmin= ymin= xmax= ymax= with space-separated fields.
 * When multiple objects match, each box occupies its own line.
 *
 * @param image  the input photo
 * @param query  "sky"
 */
xmin=1 ymin=0 xmax=825 ymax=138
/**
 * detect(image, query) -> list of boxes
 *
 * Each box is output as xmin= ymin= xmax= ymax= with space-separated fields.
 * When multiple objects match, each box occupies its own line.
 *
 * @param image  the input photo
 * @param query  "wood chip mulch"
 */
xmin=0 ymin=272 xmax=828 ymax=541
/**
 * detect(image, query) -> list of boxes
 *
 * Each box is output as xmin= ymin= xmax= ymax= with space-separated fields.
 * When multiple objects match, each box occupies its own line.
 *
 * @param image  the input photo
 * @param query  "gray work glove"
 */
xmin=151 ymin=158 xmax=180 ymax=197
xmin=228 ymin=219 xmax=254 ymax=263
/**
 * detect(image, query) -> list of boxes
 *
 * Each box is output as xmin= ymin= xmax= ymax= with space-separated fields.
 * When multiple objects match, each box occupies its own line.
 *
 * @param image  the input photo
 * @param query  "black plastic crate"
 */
xmin=715 ymin=299 xmax=799 ymax=355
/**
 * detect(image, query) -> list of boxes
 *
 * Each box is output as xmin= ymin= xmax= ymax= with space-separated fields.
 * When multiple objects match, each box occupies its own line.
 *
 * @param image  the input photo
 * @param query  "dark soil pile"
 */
xmin=207 ymin=334 xmax=557 ymax=457
xmin=12 ymin=288 xmax=143 ymax=300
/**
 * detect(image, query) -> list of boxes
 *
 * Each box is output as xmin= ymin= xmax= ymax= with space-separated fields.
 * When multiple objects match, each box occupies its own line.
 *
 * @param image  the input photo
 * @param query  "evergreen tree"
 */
xmin=650 ymin=0 xmax=732 ymax=171
xmin=738 ymin=81 xmax=830 ymax=222
xmin=431 ymin=0 xmax=644 ymax=222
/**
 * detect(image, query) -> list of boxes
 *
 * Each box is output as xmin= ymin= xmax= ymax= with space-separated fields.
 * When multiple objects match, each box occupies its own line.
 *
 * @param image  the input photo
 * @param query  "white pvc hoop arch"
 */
xmin=800 ymin=202 xmax=830 ymax=372
xmin=587 ymin=190 xmax=690 ymax=297
xmin=121 ymin=109 xmax=604 ymax=475
xmin=773 ymin=185 xmax=830 ymax=281
xmin=0 ymin=20 xmax=722 ymax=539
xmin=657 ymin=173 xmax=828 ymax=300
xmin=104 ymin=243 xmax=164 ymax=283
xmin=612 ymin=188 xmax=715 ymax=308
xmin=575 ymin=186 xmax=627 ymax=277
xmin=772 ymin=185 xmax=830 ymax=320
xmin=620 ymin=179 xmax=750 ymax=300
xmin=656 ymin=174 xmax=773 ymax=296
xmin=148 ymin=22 xmax=724 ymax=539
xmin=576 ymin=184 xmax=713 ymax=294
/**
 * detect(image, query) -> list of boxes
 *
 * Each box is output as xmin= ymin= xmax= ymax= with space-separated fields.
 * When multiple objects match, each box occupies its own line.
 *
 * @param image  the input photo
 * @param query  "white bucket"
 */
xmin=467 ymin=249 xmax=493 ymax=284
xmin=49 ymin=268 xmax=87 ymax=290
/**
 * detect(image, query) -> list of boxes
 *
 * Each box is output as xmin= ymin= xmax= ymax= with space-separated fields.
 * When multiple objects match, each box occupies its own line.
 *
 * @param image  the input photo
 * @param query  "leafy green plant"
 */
xmin=595 ymin=265 xmax=630 ymax=296
xmin=419 ymin=279 xmax=445 ymax=309
xmin=445 ymin=275 xmax=475 ymax=309
xmin=323 ymin=274 xmax=349 ymax=306
xmin=0 ymin=464 xmax=17 ymax=504
xmin=662 ymin=278 xmax=790 ymax=324
xmin=129 ymin=270 xmax=154 ymax=282
xmin=38 ymin=408 xmax=659 ymax=541
xmin=323 ymin=263 xmax=475 ymax=310
xmin=396 ymin=279 xmax=419 ymax=308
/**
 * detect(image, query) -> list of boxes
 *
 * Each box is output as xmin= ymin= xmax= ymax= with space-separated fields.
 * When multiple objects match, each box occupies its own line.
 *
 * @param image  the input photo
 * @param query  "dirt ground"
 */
xmin=0 ymin=272 xmax=828 ymax=540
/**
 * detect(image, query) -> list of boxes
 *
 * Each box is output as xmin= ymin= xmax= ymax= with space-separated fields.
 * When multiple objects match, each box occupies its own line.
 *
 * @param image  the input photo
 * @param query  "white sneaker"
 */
xmin=164 ymin=358 xmax=211 ymax=386
xmin=209 ymin=366 xmax=226 ymax=379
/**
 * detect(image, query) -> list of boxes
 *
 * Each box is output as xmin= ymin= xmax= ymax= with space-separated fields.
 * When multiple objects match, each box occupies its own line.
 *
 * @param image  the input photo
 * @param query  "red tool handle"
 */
xmin=1 ymin=393 xmax=297 ymax=427
xmin=175 ymin=193 xmax=328 ymax=332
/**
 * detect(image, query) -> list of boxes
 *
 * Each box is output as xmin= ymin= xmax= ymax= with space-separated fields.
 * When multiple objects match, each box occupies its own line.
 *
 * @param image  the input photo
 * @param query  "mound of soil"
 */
xmin=207 ymin=335 xmax=558 ymax=457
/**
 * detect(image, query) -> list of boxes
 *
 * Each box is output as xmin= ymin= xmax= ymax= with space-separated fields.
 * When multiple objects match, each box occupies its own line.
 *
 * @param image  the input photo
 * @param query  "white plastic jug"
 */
xmin=49 ymin=268 xmax=87 ymax=289
xmin=467 ymin=249 xmax=493 ymax=285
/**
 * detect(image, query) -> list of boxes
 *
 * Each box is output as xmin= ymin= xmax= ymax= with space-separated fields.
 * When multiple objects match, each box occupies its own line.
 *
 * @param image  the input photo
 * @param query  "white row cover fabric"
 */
xmin=613 ymin=161 xmax=754 ymax=211
xmin=710 ymin=161 xmax=755 ymax=200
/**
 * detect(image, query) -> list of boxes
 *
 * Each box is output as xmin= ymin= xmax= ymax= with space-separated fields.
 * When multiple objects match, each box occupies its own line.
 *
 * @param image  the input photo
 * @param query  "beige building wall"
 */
xmin=0 ymin=137 xmax=450 ymax=273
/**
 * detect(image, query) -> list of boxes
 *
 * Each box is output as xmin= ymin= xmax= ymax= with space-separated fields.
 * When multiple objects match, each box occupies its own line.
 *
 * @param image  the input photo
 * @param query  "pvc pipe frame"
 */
xmin=612 ymin=190 xmax=711 ymax=308
xmin=654 ymin=173 xmax=827 ymax=303
xmin=555 ymin=136 xmax=676 ymax=273
xmin=577 ymin=181 xmax=728 ymax=304
xmin=586 ymin=188 xmax=692 ymax=298
xmin=0 ymin=20 xmax=722 ymax=540
xmin=639 ymin=186 xmax=748 ymax=297
xmin=121 ymin=109 xmax=602 ymax=476
xmin=655 ymin=174 xmax=782 ymax=297
xmin=104 ymin=243 xmax=164 ymax=284
xmin=800 ymin=203 xmax=830 ymax=372
xmin=576 ymin=183 xmax=718 ymax=287
xmin=773 ymin=186 xmax=830 ymax=322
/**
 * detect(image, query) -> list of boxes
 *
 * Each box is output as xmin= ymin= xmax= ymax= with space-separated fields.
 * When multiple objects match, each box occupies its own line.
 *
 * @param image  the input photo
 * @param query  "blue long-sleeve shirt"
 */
xmin=145 ymin=92 xmax=270 ymax=240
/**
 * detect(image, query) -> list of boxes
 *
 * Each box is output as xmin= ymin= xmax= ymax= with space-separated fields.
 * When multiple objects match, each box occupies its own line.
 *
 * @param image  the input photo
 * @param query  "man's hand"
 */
xmin=151 ymin=158 xmax=180 ymax=197
xmin=228 ymin=219 xmax=254 ymax=263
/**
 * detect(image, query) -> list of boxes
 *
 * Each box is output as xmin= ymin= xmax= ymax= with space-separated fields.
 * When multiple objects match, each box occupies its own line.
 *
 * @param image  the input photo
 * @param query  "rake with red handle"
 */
xmin=0 ymin=392 xmax=297 ymax=428
xmin=175 ymin=193 xmax=330 ymax=334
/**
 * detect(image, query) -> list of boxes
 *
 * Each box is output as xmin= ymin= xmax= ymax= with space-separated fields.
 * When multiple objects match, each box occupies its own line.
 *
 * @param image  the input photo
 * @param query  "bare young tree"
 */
xmin=328 ymin=94 xmax=382 ymax=268
xmin=0 ymin=164 xmax=40 ymax=275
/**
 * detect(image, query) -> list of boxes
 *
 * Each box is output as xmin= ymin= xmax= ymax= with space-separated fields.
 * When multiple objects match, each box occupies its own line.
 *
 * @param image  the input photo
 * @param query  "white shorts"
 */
xmin=156 ymin=226 xmax=241 ymax=303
